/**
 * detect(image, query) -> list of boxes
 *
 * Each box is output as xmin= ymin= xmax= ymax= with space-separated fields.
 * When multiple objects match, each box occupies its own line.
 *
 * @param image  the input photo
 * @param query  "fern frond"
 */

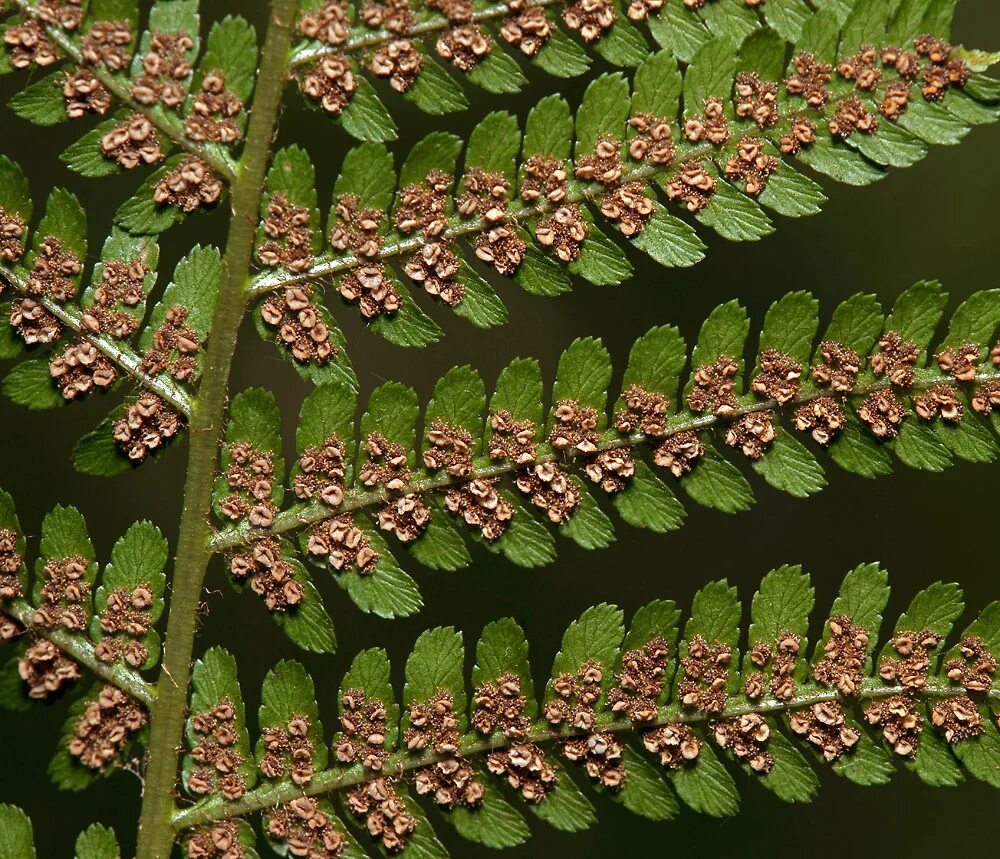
xmin=208 ymin=283 xmax=1000 ymax=647
xmin=283 ymin=0 xmax=992 ymax=144
xmin=0 ymin=156 xmax=264 ymax=473
xmin=167 ymin=564 xmax=1000 ymax=857
xmin=0 ymin=487 xmax=158 ymax=711
xmin=2 ymin=0 xmax=243 ymax=181
xmin=244 ymin=24 xmax=1000 ymax=354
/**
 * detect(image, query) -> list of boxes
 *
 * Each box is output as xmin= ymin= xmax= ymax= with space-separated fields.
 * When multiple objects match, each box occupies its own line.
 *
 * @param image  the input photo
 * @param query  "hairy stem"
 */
xmin=209 ymin=369 xmax=1000 ymax=553
xmin=3 ymin=598 xmax=156 ymax=705
xmin=134 ymin=2 xmax=297 ymax=856
xmin=0 ymin=266 xmax=194 ymax=415
xmin=171 ymin=680 xmax=1000 ymax=830
xmin=13 ymin=0 xmax=237 ymax=182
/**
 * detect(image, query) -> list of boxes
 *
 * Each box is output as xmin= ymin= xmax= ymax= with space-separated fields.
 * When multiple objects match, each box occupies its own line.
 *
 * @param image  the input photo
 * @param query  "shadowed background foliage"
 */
xmin=2 ymin=1 xmax=1000 ymax=855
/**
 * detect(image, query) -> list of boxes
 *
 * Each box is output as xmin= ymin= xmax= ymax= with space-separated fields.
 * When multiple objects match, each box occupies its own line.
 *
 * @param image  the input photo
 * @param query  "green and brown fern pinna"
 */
xmin=4 ymin=561 xmax=1000 ymax=856
xmin=0 ymin=0 xmax=999 ymax=856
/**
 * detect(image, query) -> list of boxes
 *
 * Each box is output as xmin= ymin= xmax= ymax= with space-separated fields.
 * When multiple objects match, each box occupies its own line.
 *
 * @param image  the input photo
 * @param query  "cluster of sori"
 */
xmin=187 ymin=698 xmax=248 ymax=801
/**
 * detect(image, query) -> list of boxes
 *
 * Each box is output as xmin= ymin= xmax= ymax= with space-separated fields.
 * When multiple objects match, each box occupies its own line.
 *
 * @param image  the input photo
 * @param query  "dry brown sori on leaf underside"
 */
xmin=154 ymin=156 xmax=223 ymax=213
xmin=813 ymin=615 xmax=869 ymax=695
xmin=69 ymin=684 xmax=148 ymax=771
xmin=188 ymin=697 xmax=247 ymax=801
xmin=260 ymin=714 xmax=315 ymax=786
xmin=32 ymin=555 xmax=90 ymax=631
xmin=229 ymin=539 xmax=304 ymax=613
xmin=377 ymin=492 xmax=431 ymax=543
xmin=346 ymin=777 xmax=416 ymax=854
xmin=100 ymin=114 xmax=163 ymax=170
xmin=94 ymin=582 xmax=154 ymax=667
xmin=258 ymin=193 xmax=314 ymax=273
xmin=220 ymin=441 xmax=277 ymax=528
xmin=745 ymin=631 xmax=801 ymax=701
xmin=267 ymin=797 xmax=347 ymax=859
xmin=260 ymin=286 xmax=337 ymax=365
xmin=679 ymin=635 xmax=733 ymax=714
xmin=80 ymin=257 xmax=147 ymax=338
xmin=607 ymin=637 xmax=670 ymax=723
xmin=515 ymin=462 xmax=580 ymax=524
xmin=294 ymin=435 xmax=347 ymax=506
xmin=112 ymin=393 xmax=184 ymax=463
xmin=443 ymin=477 xmax=514 ymax=542
xmin=545 ymin=660 xmax=603 ymax=730
xmin=472 ymin=673 xmax=531 ymax=739
xmin=132 ymin=31 xmax=194 ymax=109
xmin=18 ymin=638 xmax=81 ymax=699
xmin=305 ymin=513 xmax=380 ymax=574
xmin=335 ymin=688 xmax=388 ymax=771
xmin=184 ymin=819 xmax=246 ymax=859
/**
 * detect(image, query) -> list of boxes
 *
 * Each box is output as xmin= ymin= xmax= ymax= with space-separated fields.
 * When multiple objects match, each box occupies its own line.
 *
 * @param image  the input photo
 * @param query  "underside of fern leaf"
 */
xmin=161 ymin=565 xmax=1000 ymax=855
xmin=244 ymin=16 xmax=1000 ymax=354
xmin=204 ymin=282 xmax=1000 ymax=651
xmin=2 ymin=0 xmax=999 ymax=368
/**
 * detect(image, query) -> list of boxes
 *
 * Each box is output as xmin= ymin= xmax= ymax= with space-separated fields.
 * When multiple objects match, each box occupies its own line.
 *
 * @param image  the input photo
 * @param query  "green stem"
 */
xmin=2 ymin=598 xmax=156 ymax=705
xmin=208 ymin=369 xmax=1000 ymax=553
xmin=171 ymin=679 xmax=1000 ymax=831
xmin=134 ymin=2 xmax=298 ymax=856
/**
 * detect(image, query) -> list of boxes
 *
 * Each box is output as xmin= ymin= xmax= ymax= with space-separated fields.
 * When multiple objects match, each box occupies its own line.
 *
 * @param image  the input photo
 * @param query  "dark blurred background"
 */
xmin=2 ymin=1 xmax=1000 ymax=855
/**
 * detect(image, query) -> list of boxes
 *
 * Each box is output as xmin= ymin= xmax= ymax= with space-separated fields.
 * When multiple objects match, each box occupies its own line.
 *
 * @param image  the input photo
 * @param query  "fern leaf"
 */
xmin=0 ymin=486 xmax=157 ymax=750
xmin=209 ymin=284 xmax=1000 ymax=634
xmin=168 ymin=564 xmax=1000 ymax=856
xmin=2 ymin=0 xmax=238 ymax=188
xmin=74 ymin=823 xmax=122 ymax=859
xmin=0 ymin=158 xmax=280 ymax=474
xmin=0 ymin=804 xmax=35 ymax=858
xmin=246 ymin=28 xmax=999 ymax=350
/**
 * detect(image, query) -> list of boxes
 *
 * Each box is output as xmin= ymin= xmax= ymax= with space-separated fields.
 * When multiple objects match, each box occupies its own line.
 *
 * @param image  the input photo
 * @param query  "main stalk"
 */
xmin=135 ymin=1 xmax=297 ymax=855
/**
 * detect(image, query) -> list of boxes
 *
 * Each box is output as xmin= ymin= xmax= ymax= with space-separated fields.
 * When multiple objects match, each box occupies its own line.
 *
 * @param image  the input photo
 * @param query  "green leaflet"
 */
xmin=883 ymin=279 xmax=948 ymax=356
xmin=820 ymin=292 xmax=885 ymax=356
xmin=404 ymin=55 xmax=469 ymax=115
xmin=198 ymin=15 xmax=258 ymax=104
xmin=612 ymin=460 xmax=686 ymax=533
xmin=423 ymin=366 xmax=487 ymax=456
xmin=523 ymin=95 xmax=574 ymax=160
xmin=550 ymin=337 xmax=613 ymax=426
xmin=465 ymin=112 xmax=521 ymax=184
xmin=0 ymin=156 xmax=32 ymax=220
xmin=619 ymin=324 xmax=687 ymax=403
xmin=9 ymin=71 xmax=70 ymax=126
xmin=90 ymin=521 xmax=168 ymax=671
xmin=466 ymin=50 xmax=528 ymax=95
xmin=402 ymin=626 xmax=466 ymax=731
xmin=533 ymin=28 xmax=592 ymax=80
xmin=0 ymin=805 xmax=35 ymax=859
xmin=257 ymin=660 xmax=328 ymax=773
xmin=183 ymin=647 xmax=258 ymax=798
xmin=757 ymin=291 xmax=820 ymax=367
xmin=575 ymin=74 xmax=631 ymax=156
xmin=548 ymin=603 xmax=625 ymax=693
xmin=333 ymin=143 xmax=397 ymax=212
xmin=74 ymin=824 xmax=120 ymax=859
